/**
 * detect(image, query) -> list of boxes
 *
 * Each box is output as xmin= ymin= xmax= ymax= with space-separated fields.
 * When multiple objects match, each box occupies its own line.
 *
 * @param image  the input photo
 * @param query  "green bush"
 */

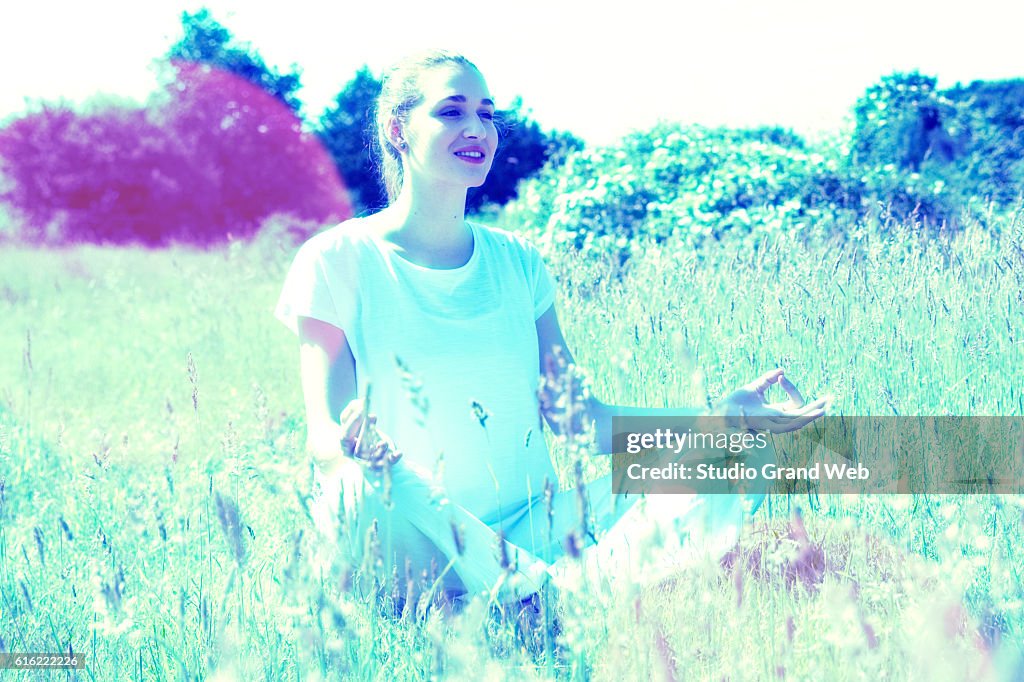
xmin=504 ymin=70 xmax=1024 ymax=260
xmin=943 ymin=79 xmax=1024 ymax=206
xmin=503 ymin=122 xmax=856 ymax=260
xmin=849 ymin=72 xmax=1024 ymax=225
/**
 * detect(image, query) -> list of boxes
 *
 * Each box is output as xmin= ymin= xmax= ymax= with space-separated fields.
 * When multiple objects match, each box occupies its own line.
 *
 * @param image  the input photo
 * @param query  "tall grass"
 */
xmin=0 ymin=207 xmax=1021 ymax=679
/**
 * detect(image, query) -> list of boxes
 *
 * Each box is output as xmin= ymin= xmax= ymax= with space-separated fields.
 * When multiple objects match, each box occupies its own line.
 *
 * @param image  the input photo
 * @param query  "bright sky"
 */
xmin=2 ymin=0 xmax=1022 ymax=145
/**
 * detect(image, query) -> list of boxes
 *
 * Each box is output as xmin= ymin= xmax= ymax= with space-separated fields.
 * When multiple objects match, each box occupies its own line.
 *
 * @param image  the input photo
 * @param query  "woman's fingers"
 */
xmin=340 ymin=397 xmax=363 ymax=423
xmin=339 ymin=399 xmax=380 ymax=460
xmin=365 ymin=439 xmax=401 ymax=469
xmin=341 ymin=416 xmax=399 ymax=469
xmin=339 ymin=399 xmax=365 ymax=456
xmin=752 ymin=409 xmax=826 ymax=433
xmin=340 ymin=399 xmax=365 ymax=434
xmin=745 ymin=368 xmax=785 ymax=395
xmin=365 ymin=442 xmax=387 ymax=469
xmin=777 ymin=373 xmax=805 ymax=409
xmin=743 ymin=396 xmax=827 ymax=432
xmin=753 ymin=397 xmax=826 ymax=420
xmin=772 ymin=409 xmax=826 ymax=433
xmin=744 ymin=414 xmax=789 ymax=430
xmin=338 ymin=396 xmax=401 ymax=469
xmin=767 ymin=396 xmax=828 ymax=414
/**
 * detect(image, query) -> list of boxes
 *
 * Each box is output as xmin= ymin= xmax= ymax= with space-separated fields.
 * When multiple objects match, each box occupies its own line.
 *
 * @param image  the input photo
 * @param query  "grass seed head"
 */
xmin=33 ymin=526 xmax=45 ymax=566
xmin=186 ymin=352 xmax=199 ymax=414
xmin=543 ymin=477 xmax=555 ymax=530
xmin=565 ymin=531 xmax=583 ymax=560
xmin=214 ymin=492 xmax=247 ymax=567
xmin=59 ymin=516 xmax=73 ymax=542
xmin=496 ymin=531 xmax=516 ymax=573
xmin=471 ymin=400 xmax=490 ymax=429
xmin=450 ymin=520 xmax=466 ymax=556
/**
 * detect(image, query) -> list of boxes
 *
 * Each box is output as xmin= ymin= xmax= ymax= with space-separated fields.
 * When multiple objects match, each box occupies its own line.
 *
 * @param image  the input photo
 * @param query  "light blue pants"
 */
xmin=312 ymin=453 xmax=769 ymax=601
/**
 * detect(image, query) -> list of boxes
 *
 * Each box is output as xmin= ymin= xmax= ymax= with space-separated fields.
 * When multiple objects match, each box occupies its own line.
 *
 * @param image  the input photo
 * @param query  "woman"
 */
xmin=276 ymin=51 xmax=826 ymax=604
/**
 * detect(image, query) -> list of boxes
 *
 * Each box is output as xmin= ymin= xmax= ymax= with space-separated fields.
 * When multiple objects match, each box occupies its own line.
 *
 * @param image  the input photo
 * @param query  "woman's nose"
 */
xmin=463 ymin=117 xmax=487 ymax=139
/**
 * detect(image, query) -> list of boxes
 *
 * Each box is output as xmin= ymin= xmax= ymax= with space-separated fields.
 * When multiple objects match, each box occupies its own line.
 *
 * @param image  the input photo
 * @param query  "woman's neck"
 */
xmin=376 ymin=179 xmax=472 ymax=255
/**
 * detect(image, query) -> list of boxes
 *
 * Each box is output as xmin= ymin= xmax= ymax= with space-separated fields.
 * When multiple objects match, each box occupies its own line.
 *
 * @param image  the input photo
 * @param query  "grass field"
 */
xmin=1 ymin=209 xmax=1023 ymax=679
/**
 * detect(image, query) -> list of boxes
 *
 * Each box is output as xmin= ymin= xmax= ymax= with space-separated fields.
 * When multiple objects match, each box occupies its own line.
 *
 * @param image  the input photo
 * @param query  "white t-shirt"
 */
xmin=276 ymin=219 xmax=558 ymax=522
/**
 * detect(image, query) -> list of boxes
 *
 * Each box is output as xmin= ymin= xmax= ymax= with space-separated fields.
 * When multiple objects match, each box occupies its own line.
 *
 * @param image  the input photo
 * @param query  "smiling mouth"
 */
xmin=454 ymin=151 xmax=485 ymax=161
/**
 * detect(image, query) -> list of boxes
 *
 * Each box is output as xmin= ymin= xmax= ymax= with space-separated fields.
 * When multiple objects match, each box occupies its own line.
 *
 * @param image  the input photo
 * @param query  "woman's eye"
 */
xmin=479 ymin=111 xmax=494 ymax=120
xmin=440 ymin=109 xmax=460 ymax=118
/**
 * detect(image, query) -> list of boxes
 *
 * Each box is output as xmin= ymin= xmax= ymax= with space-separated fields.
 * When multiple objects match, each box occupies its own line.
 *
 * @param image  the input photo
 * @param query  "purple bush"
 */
xmin=0 ymin=61 xmax=351 ymax=246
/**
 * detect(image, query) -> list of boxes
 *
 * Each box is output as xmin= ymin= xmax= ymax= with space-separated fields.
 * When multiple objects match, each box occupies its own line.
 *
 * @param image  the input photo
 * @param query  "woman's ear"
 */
xmin=388 ymin=118 xmax=406 ymax=152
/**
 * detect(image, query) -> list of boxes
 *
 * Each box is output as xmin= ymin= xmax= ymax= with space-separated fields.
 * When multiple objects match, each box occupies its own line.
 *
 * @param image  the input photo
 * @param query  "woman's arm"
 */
xmin=535 ymin=304 xmax=667 ymax=452
xmin=299 ymin=318 xmax=548 ymax=598
xmin=297 ymin=316 xmax=359 ymax=473
xmin=535 ymin=305 xmax=827 ymax=455
xmin=299 ymin=317 xmax=401 ymax=473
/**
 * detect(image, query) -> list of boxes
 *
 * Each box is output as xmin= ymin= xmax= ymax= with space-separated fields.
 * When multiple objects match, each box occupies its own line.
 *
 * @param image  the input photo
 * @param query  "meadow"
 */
xmin=1 ymin=201 xmax=1023 ymax=680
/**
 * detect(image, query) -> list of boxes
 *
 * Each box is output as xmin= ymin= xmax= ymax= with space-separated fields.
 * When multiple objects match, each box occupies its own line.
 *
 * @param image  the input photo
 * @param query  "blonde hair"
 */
xmin=372 ymin=50 xmax=480 ymax=204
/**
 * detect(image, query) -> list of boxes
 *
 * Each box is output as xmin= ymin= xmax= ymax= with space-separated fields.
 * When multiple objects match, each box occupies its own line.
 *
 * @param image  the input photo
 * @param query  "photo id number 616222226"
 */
xmin=0 ymin=652 xmax=86 ymax=669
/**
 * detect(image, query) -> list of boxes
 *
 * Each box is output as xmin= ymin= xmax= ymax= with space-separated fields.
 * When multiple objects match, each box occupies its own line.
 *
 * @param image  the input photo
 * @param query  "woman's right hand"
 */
xmin=714 ymin=368 xmax=828 ymax=433
xmin=339 ymin=398 xmax=402 ymax=471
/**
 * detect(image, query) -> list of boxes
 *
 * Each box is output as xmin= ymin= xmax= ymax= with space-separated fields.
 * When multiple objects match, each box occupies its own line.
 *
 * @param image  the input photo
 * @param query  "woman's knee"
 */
xmin=314 ymin=462 xmax=444 ymax=550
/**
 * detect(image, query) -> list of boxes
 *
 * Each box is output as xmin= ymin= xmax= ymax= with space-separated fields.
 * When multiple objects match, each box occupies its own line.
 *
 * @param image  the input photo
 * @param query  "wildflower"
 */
xmin=450 ymin=521 xmax=465 ymax=556
xmin=734 ymin=561 xmax=744 ymax=608
xmin=58 ymin=516 xmax=73 ymax=542
xmin=214 ymin=492 xmax=246 ymax=567
xmin=497 ymin=530 xmax=517 ymax=572
xmin=19 ymin=580 xmax=33 ymax=612
xmin=862 ymin=620 xmax=879 ymax=649
xmin=91 ymin=565 xmax=135 ymax=637
xmin=543 ymin=477 xmax=555 ymax=539
xmin=284 ymin=530 xmax=304 ymax=582
xmin=33 ymin=526 xmax=45 ymax=567
xmin=363 ymin=519 xmax=382 ymax=575
xmin=944 ymin=604 xmax=967 ymax=639
xmin=564 ymin=531 xmax=583 ymax=560
xmin=186 ymin=352 xmax=199 ymax=415
xmin=654 ymin=628 xmax=678 ymax=682
xmin=22 ymin=330 xmax=32 ymax=372
xmin=573 ymin=460 xmax=593 ymax=543
xmin=395 ymin=355 xmax=430 ymax=423
xmin=471 ymin=400 xmax=490 ymax=428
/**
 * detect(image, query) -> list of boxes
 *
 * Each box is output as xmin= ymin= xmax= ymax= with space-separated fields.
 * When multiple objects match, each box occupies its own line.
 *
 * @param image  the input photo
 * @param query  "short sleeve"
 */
xmin=274 ymin=236 xmax=356 ymax=335
xmin=524 ymin=241 xmax=556 ymax=319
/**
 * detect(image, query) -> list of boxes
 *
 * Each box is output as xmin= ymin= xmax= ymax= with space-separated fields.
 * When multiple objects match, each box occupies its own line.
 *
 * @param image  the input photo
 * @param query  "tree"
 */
xmin=317 ymin=70 xmax=582 ymax=214
xmin=316 ymin=67 xmax=384 ymax=212
xmin=0 ymin=9 xmax=354 ymax=245
xmin=467 ymin=97 xmax=582 ymax=212
xmin=0 ymin=102 xmax=189 ymax=244
xmin=166 ymin=8 xmax=303 ymax=112
xmin=943 ymin=79 xmax=1024 ymax=204
xmin=148 ymin=9 xmax=350 ymax=242
xmin=851 ymin=72 xmax=1024 ymax=215
xmin=852 ymin=71 xmax=957 ymax=171
xmin=0 ymin=68 xmax=350 ymax=245
xmin=155 ymin=61 xmax=350 ymax=243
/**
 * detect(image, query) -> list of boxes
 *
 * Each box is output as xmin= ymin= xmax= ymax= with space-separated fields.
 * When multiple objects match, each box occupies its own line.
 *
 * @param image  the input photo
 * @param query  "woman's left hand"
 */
xmin=715 ymin=368 xmax=828 ymax=433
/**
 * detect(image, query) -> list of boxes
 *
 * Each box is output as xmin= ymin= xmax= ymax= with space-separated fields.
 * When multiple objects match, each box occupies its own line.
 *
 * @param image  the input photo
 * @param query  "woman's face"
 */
xmin=398 ymin=65 xmax=498 ymax=191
